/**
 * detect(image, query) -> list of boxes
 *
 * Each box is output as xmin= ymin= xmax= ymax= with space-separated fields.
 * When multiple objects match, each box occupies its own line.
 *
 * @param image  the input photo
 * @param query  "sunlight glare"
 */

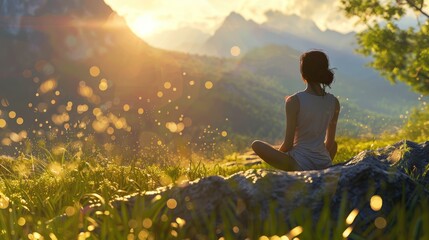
xmin=129 ymin=15 xmax=158 ymax=37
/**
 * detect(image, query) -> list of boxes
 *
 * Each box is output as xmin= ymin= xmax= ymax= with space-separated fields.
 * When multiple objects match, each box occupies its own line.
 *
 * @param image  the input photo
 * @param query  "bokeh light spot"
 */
xmin=0 ymin=195 xmax=9 ymax=209
xmin=8 ymin=111 xmax=16 ymax=119
xmin=123 ymin=104 xmax=130 ymax=112
xmin=90 ymin=66 xmax=100 ymax=77
xmin=205 ymin=81 xmax=213 ymax=89
xmin=99 ymin=79 xmax=108 ymax=91
xmin=16 ymin=117 xmax=24 ymax=125
xmin=142 ymin=218 xmax=152 ymax=229
xmin=231 ymin=46 xmax=241 ymax=56
xmin=164 ymin=82 xmax=172 ymax=89
xmin=167 ymin=198 xmax=177 ymax=209
xmin=17 ymin=217 xmax=26 ymax=226
xmin=374 ymin=217 xmax=387 ymax=229
xmin=38 ymin=79 xmax=57 ymax=94
xmin=370 ymin=195 xmax=382 ymax=211
xmin=0 ymin=119 xmax=6 ymax=128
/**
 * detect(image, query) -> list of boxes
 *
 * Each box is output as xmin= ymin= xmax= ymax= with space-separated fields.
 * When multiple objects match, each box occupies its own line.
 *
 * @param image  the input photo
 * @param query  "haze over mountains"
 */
xmin=146 ymin=11 xmax=419 ymax=115
xmin=0 ymin=0 xmax=420 ymax=155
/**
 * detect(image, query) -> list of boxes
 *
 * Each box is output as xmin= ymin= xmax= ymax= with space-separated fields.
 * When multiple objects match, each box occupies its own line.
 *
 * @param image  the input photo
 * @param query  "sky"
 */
xmin=104 ymin=0 xmax=361 ymax=38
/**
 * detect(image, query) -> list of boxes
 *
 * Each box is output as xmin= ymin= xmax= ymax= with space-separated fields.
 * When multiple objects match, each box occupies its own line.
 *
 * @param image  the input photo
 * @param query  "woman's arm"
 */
xmin=279 ymin=95 xmax=299 ymax=152
xmin=325 ymin=97 xmax=340 ymax=159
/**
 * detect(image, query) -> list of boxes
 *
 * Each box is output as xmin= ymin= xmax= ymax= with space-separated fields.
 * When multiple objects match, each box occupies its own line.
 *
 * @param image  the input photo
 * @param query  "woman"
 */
xmin=252 ymin=50 xmax=340 ymax=171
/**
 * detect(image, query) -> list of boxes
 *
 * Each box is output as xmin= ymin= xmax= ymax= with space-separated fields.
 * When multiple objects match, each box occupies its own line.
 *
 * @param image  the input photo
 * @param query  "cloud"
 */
xmin=104 ymin=0 xmax=359 ymax=36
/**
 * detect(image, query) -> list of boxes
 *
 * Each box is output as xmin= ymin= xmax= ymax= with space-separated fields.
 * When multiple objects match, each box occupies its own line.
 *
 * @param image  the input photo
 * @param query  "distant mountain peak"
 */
xmin=225 ymin=11 xmax=246 ymax=22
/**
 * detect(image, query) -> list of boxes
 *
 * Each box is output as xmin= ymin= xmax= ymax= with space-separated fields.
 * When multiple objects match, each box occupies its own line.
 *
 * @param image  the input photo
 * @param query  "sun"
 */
xmin=128 ymin=15 xmax=158 ymax=38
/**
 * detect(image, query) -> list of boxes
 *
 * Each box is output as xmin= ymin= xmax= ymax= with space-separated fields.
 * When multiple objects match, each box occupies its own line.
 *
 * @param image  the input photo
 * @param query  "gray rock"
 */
xmin=110 ymin=140 xmax=429 ymax=238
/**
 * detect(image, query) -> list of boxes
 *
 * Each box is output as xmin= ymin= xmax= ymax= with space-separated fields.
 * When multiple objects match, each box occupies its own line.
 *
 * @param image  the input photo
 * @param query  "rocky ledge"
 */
xmin=109 ymin=140 xmax=429 ymax=238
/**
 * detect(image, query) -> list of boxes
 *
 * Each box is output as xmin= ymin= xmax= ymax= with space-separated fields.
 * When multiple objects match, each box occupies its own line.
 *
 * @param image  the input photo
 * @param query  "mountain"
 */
xmin=262 ymin=11 xmax=356 ymax=52
xmin=201 ymin=12 xmax=319 ymax=57
xmin=0 ymin=1 xmax=411 ymax=157
xmin=202 ymin=12 xmax=420 ymax=115
xmin=201 ymin=11 xmax=356 ymax=58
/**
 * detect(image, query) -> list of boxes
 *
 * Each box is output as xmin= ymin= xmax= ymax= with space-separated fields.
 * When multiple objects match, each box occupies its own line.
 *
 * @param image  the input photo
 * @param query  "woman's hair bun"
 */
xmin=300 ymin=50 xmax=335 ymax=87
xmin=320 ymin=68 xmax=334 ymax=86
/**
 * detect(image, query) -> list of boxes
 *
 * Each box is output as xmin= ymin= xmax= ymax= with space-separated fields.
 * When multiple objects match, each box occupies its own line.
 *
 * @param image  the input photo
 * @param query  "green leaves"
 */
xmin=340 ymin=0 xmax=429 ymax=94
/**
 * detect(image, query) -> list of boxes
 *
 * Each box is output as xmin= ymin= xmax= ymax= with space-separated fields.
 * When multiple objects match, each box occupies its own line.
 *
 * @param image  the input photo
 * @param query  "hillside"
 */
xmin=0 ymin=0 xmax=414 ymax=157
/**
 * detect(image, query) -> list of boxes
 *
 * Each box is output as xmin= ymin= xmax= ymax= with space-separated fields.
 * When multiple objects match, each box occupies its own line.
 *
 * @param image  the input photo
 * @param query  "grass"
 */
xmin=0 ymin=137 xmax=427 ymax=239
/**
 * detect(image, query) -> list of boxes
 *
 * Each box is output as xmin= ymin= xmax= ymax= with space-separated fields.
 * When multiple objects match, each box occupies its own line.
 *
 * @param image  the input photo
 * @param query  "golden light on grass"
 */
xmin=205 ymin=81 xmax=213 ymax=89
xmin=77 ymin=232 xmax=91 ymax=240
xmin=288 ymin=226 xmax=303 ymax=238
xmin=166 ymin=198 xmax=177 ymax=209
xmin=89 ymin=66 xmax=101 ymax=77
xmin=0 ymin=119 xmax=6 ymax=128
xmin=49 ymin=162 xmax=63 ymax=176
xmin=342 ymin=226 xmax=353 ymax=238
xmin=157 ymin=91 xmax=164 ymax=98
xmin=138 ymin=108 xmax=144 ymax=115
xmin=142 ymin=218 xmax=152 ymax=229
xmin=29 ymin=232 xmax=43 ymax=240
xmin=346 ymin=208 xmax=359 ymax=225
xmin=0 ymin=195 xmax=9 ymax=209
xmin=164 ymin=81 xmax=172 ymax=89
xmin=65 ymin=206 xmax=76 ymax=216
xmin=176 ymin=217 xmax=186 ymax=228
xmin=8 ymin=111 xmax=16 ymax=119
xmin=49 ymin=233 xmax=58 ymax=240
xmin=138 ymin=230 xmax=149 ymax=239
xmin=370 ymin=195 xmax=383 ymax=211
xmin=221 ymin=131 xmax=228 ymax=137
xmin=17 ymin=217 xmax=26 ymax=226
xmin=230 ymin=46 xmax=241 ymax=56
xmin=374 ymin=217 xmax=387 ymax=229
xmin=99 ymin=79 xmax=108 ymax=91
xmin=189 ymin=80 xmax=195 ymax=86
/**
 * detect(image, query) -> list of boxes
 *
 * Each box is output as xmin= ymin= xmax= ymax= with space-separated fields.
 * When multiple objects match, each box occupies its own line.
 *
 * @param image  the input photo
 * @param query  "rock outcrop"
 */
xmin=109 ymin=140 xmax=429 ymax=238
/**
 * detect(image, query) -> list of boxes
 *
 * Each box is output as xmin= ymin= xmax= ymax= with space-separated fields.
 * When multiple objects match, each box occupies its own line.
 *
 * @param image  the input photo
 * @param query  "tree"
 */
xmin=340 ymin=0 xmax=429 ymax=94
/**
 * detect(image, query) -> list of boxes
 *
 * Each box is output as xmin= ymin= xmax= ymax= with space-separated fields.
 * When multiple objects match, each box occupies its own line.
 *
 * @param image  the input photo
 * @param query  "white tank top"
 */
xmin=288 ymin=91 xmax=336 ymax=170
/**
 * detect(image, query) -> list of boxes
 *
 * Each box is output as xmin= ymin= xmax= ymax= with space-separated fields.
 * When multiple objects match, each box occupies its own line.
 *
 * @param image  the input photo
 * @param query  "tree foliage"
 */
xmin=341 ymin=0 xmax=429 ymax=94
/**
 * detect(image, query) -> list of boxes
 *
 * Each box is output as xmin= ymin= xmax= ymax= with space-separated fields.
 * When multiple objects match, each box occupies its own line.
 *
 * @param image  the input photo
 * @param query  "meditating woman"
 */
xmin=252 ymin=50 xmax=340 ymax=171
